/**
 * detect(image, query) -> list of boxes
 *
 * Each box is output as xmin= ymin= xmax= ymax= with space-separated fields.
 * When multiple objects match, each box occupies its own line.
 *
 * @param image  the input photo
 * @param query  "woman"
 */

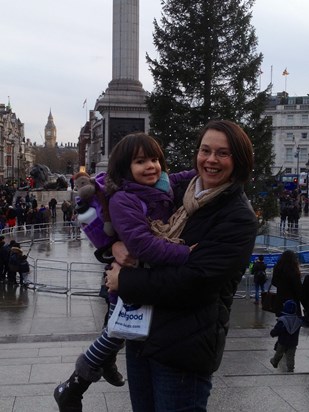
xmin=106 ymin=119 xmax=258 ymax=411
xmin=301 ymin=275 xmax=309 ymax=324
xmin=6 ymin=205 xmax=16 ymax=232
xmin=272 ymin=250 xmax=303 ymax=317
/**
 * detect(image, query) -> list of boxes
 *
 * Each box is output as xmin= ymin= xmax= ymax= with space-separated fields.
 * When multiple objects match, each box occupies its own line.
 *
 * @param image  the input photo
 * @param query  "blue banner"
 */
xmin=251 ymin=251 xmax=309 ymax=267
xmin=251 ymin=253 xmax=281 ymax=268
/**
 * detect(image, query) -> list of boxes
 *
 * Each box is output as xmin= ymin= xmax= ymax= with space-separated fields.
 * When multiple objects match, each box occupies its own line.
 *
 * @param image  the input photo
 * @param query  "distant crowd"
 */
xmin=0 ymin=184 xmax=79 ymax=235
xmin=0 ymin=191 xmax=55 ymax=232
xmin=279 ymin=190 xmax=302 ymax=231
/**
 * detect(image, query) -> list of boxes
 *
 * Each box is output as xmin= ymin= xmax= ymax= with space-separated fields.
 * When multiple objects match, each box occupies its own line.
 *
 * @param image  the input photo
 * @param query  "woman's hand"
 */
xmin=189 ymin=243 xmax=198 ymax=252
xmin=105 ymin=261 xmax=122 ymax=292
xmin=112 ymin=241 xmax=138 ymax=267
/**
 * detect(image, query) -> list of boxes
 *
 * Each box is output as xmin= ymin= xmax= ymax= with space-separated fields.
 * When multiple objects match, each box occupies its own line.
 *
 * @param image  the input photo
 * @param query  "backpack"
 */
xmin=255 ymin=270 xmax=267 ymax=285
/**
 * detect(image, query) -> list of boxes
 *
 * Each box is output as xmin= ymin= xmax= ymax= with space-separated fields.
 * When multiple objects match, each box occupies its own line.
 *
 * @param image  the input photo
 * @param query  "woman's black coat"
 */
xmin=118 ymin=183 xmax=258 ymax=375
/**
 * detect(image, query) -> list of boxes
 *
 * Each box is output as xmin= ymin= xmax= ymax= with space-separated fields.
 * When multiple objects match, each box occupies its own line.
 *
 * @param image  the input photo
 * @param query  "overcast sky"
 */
xmin=1 ymin=0 xmax=308 ymax=145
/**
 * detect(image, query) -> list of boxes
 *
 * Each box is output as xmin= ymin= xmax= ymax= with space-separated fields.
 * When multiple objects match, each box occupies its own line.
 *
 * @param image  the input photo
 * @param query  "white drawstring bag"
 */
xmin=107 ymin=297 xmax=153 ymax=340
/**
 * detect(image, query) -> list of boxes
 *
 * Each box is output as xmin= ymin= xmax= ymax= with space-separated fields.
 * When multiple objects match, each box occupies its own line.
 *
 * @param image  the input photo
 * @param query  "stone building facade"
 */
xmin=265 ymin=92 xmax=309 ymax=176
xmin=0 ymin=103 xmax=35 ymax=185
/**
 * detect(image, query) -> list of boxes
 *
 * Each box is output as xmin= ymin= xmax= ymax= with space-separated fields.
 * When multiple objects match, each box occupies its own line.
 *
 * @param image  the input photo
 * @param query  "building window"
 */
xmin=286 ymin=132 xmax=294 ymax=140
xmin=286 ymin=147 xmax=293 ymax=162
xmin=285 ymin=168 xmax=292 ymax=173
xmin=302 ymin=114 xmax=308 ymax=125
xmin=301 ymin=132 xmax=308 ymax=139
xmin=300 ymin=147 xmax=308 ymax=162
xmin=287 ymin=115 xmax=294 ymax=126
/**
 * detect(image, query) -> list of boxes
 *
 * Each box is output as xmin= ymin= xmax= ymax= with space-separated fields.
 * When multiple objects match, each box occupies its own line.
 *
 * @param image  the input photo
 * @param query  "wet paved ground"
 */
xmin=0 ymin=218 xmax=309 ymax=411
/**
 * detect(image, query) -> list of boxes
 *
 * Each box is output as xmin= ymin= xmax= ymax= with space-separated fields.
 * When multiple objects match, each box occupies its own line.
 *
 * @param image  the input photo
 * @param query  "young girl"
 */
xmin=54 ymin=132 xmax=196 ymax=412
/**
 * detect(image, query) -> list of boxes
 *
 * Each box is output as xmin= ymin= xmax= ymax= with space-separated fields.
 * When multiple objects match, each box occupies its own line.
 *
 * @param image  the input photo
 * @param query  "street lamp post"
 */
xmin=305 ymin=157 xmax=309 ymax=215
xmin=295 ymin=145 xmax=300 ymax=191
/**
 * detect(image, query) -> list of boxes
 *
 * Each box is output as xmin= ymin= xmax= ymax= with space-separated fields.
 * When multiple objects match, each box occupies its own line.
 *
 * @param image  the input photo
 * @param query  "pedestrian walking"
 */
xmin=251 ymin=255 xmax=267 ymax=304
xmin=8 ymin=244 xmax=23 ymax=285
xmin=0 ymin=237 xmax=7 ymax=282
xmin=49 ymin=198 xmax=57 ymax=219
xmin=301 ymin=275 xmax=309 ymax=325
xmin=271 ymin=250 xmax=304 ymax=316
xmin=270 ymin=299 xmax=303 ymax=372
xmin=6 ymin=205 xmax=17 ymax=232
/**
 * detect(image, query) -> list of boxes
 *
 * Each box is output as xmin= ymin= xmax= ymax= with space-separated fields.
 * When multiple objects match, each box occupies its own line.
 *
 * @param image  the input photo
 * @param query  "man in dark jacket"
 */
xmin=251 ymin=255 xmax=267 ymax=304
xmin=49 ymin=198 xmax=57 ymax=218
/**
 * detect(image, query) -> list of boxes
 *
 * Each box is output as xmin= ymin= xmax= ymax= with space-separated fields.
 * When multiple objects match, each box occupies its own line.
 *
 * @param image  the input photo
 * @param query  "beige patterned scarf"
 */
xmin=149 ymin=176 xmax=233 ymax=243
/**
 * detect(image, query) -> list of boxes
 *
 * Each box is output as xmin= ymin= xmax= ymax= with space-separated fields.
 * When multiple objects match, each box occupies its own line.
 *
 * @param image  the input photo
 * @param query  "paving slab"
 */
xmin=0 ymin=222 xmax=309 ymax=412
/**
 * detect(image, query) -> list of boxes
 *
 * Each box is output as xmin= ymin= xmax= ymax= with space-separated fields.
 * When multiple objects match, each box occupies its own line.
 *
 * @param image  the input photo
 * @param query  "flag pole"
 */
xmin=282 ymin=68 xmax=289 ymax=94
xmin=82 ymin=98 xmax=88 ymax=122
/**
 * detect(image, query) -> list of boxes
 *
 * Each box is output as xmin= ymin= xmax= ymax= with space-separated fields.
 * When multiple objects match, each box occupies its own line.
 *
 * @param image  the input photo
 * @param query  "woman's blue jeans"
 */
xmin=255 ymin=282 xmax=265 ymax=302
xmin=126 ymin=341 xmax=213 ymax=412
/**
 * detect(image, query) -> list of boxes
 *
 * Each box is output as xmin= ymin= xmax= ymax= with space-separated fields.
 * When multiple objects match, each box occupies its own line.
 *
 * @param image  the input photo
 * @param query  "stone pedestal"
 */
xmin=94 ymin=0 xmax=149 ymax=172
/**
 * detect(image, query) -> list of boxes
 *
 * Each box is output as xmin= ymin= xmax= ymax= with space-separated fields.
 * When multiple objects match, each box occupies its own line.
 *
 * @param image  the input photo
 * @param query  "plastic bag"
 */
xmin=107 ymin=297 xmax=153 ymax=340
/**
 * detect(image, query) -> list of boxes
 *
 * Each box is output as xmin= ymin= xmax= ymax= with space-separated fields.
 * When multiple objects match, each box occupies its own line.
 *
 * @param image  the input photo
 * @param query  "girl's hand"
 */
xmin=112 ymin=241 xmax=138 ymax=267
xmin=105 ymin=262 xmax=122 ymax=292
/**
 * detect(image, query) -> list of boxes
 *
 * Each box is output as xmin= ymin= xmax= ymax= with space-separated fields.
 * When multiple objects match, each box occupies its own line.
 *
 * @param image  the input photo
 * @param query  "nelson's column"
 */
xmin=95 ymin=0 xmax=149 ymax=170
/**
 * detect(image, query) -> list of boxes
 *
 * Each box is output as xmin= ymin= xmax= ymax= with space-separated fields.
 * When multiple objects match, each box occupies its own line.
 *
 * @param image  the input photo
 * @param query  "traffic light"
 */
xmin=293 ymin=177 xmax=298 ymax=183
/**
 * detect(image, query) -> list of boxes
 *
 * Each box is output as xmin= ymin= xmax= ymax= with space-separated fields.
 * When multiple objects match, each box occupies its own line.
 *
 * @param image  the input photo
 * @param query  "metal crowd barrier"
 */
xmin=0 ymin=221 xmax=86 ymax=246
xmin=24 ymin=258 xmax=104 ymax=296
xmin=2 ymin=221 xmax=309 ymax=298
xmin=69 ymin=261 xmax=105 ymax=296
xmin=1 ymin=221 xmax=104 ymax=296
xmin=33 ymin=258 xmax=70 ymax=294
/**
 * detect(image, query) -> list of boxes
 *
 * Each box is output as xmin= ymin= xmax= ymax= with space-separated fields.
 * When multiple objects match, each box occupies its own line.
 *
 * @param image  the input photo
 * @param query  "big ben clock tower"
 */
xmin=45 ymin=110 xmax=57 ymax=147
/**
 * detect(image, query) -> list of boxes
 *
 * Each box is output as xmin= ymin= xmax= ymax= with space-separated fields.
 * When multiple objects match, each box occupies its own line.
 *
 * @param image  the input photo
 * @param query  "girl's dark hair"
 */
xmin=273 ymin=250 xmax=301 ymax=279
xmin=193 ymin=120 xmax=254 ymax=183
xmin=106 ymin=132 xmax=167 ymax=190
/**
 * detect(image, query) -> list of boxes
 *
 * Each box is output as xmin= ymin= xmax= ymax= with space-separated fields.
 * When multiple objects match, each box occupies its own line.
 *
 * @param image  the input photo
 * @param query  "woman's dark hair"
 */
xmin=273 ymin=250 xmax=301 ymax=279
xmin=106 ymin=132 xmax=167 ymax=191
xmin=193 ymin=119 xmax=254 ymax=183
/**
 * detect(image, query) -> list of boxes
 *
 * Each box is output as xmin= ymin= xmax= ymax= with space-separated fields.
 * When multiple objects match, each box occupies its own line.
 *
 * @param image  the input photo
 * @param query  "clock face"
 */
xmin=47 ymin=131 xmax=51 ymax=136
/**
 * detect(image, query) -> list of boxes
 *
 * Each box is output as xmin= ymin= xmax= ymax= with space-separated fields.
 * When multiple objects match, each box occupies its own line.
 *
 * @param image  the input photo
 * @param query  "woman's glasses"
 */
xmin=198 ymin=147 xmax=232 ymax=159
